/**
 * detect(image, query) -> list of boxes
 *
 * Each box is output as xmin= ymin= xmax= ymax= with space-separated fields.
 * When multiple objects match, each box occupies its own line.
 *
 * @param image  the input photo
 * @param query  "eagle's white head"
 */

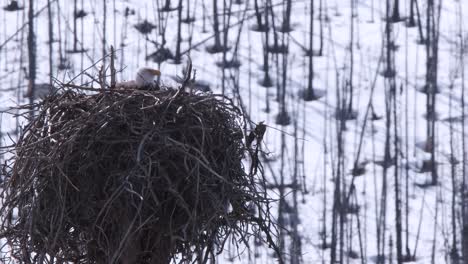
xmin=135 ymin=67 xmax=161 ymax=87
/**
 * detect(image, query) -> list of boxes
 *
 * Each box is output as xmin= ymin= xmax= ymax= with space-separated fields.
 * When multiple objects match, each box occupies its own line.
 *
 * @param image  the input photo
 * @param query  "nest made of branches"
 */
xmin=0 ymin=86 xmax=278 ymax=264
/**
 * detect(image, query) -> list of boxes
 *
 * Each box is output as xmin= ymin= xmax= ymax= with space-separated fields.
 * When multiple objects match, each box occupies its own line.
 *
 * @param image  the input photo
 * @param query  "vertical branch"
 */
xmin=201 ymin=0 xmax=207 ymax=33
xmin=403 ymin=9 xmax=413 ymax=260
xmin=275 ymin=132 xmax=287 ymax=262
xmin=260 ymin=0 xmax=273 ymax=88
xmin=430 ymin=189 xmax=440 ymax=263
xmin=320 ymin=47 xmax=330 ymax=251
xmin=253 ymin=0 xmax=264 ymax=31
xmin=448 ymin=76 xmax=459 ymax=261
xmin=113 ymin=0 xmax=116 ymax=48
xmin=304 ymin=0 xmax=315 ymax=101
xmin=415 ymin=0 xmax=425 ymax=43
xmin=407 ymin=0 xmax=416 ymax=27
xmin=290 ymin=112 xmax=302 ymax=264
xmin=331 ymin=77 xmax=346 ymax=264
xmin=56 ymin=0 xmax=65 ymax=69
xmin=27 ymin=0 xmax=36 ymax=108
xmin=220 ymin=0 xmax=233 ymax=95
xmin=267 ymin=0 xmax=280 ymax=53
xmin=275 ymin=26 xmax=290 ymax=125
xmin=281 ymin=0 xmax=292 ymax=32
xmin=318 ymin=0 xmax=324 ymax=56
xmin=394 ymin=85 xmax=402 ymax=264
xmin=212 ymin=0 xmax=221 ymax=50
xmin=47 ymin=0 xmax=53 ymax=85
xmin=391 ymin=0 xmax=401 ymax=22
xmin=98 ymin=65 xmax=106 ymax=90
xmin=347 ymin=0 xmax=355 ymax=114
xmin=377 ymin=1 xmax=394 ymax=262
xmin=174 ymin=0 xmax=183 ymax=64
xmin=184 ymin=0 xmax=190 ymax=22
xmin=163 ymin=0 xmax=172 ymax=10
xmin=458 ymin=1 xmax=468 ymax=262
xmin=73 ymin=0 xmax=78 ymax=51
xmin=110 ymin=46 xmax=116 ymax=88
xmin=102 ymin=0 xmax=107 ymax=68
xmin=424 ymin=0 xmax=440 ymax=185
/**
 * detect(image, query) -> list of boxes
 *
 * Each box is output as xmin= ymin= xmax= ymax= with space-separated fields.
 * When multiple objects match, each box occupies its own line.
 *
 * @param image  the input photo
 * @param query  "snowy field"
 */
xmin=1 ymin=0 xmax=468 ymax=263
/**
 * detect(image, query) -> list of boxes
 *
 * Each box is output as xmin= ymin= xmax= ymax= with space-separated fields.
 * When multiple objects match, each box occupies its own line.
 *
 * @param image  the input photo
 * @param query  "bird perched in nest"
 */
xmin=116 ymin=67 xmax=161 ymax=90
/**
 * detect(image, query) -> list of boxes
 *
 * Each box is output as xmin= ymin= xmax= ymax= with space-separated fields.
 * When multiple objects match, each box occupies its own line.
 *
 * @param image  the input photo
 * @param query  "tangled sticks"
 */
xmin=0 ymin=88 xmax=279 ymax=263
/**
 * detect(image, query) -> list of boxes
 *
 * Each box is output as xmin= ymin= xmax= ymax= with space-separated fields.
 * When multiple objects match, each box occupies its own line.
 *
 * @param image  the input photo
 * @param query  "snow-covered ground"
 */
xmin=1 ymin=0 xmax=468 ymax=263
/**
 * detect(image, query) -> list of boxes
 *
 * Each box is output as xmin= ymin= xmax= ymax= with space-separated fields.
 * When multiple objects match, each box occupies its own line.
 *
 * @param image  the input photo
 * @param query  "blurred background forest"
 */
xmin=0 ymin=0 xmax=468 ymax=263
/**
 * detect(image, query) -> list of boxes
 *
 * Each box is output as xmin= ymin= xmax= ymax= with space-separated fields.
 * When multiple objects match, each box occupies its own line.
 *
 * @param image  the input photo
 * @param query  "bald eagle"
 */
xmin=116 ymin=67 xmax=161 ymax=90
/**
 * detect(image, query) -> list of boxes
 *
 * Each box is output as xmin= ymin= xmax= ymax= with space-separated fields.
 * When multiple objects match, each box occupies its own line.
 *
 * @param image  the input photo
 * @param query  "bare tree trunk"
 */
xmin=449 ymin=74 xmax=460 ymax=262
xmin=277 ymin=132 xmax=287 ymax=260
xmin=462 ymin=39 xmax=468 ymax=264
xmin=458 ymin=2 xmax=468 ymax=262
xmin=163 ymin=0 xmax=172 ymax=10
xmin=347 ymin=0 xmax=355 ymax=114
xmin=174 ymin=0 xmax=183 ymax=63
xmin=415 ymin=0 xmax=425 ymax=43
xmin=266 ymin=0 xmax=282 ymax=54
xmin=290 ymin=116 xmax=302 ymax=264
xmin=182 ymin=0 xmax=193 ymax=23
xmin=211 ymin=0 xmax=222 ymax=52
xmin=27 ymin=0 xmax=36 ymax=108
xmin=275 ymin=34 xmax=290 ymax=125
xmin=102 ymin=0 xmax=107 ymax=68
xmin=56 ymin=0 xmax=65 ymax=69
xmin=393 ymin=82 xmax=402 ymax=264
xmin=391 ymin=0 xmax=401 ymax=22
xmin=318 ymin=0 xmax=324 ymax=56
xmin=47 ymin=0 xmax=53 ymax=85
xmin=201 ymin=0 xmax=207 ymax=32
xmin=407 ymin=0 xmax=416 ymax=27
xmin=403 ymin=11 xmax=413 ymax=260
xmin=220 ymin=0 xmax=233 ymax=94
xmin=386 ymin=2 xmax=403 ymax=261
xmin=375 ymin=5 xmax=393 ymax=263
xmin=281 ymin=0 xmax=292 ymax=32
xmin=252 ymin=0 xmax=264 ymax=31
xmin=73 ymin=0 xmax=78 ymax=51
xmin=425 ymin=0 xmax=439 ymax=185
xmin=304 ymin=0 xmax=315 ymax=101
xmin=260 ymin=0 xmax=273 ymax=88
xmin=331 ymin=80 xmax=346 ymax=264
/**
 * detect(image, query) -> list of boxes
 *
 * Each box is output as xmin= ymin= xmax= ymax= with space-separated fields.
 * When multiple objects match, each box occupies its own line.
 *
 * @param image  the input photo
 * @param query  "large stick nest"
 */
xmin=0 ymin=87 xmax=278 ymax=263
